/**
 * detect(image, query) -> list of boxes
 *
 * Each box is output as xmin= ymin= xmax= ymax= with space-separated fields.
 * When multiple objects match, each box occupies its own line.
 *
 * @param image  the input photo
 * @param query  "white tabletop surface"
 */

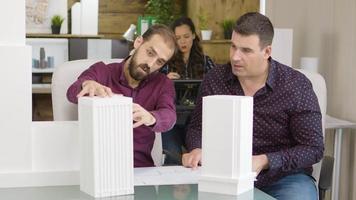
xmin=325 ymin=115 xmax=356 ymax=129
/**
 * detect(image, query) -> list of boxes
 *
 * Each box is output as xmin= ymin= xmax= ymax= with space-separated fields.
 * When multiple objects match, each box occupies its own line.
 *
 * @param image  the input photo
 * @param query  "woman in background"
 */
xmin=161 ymin=17 xmax=215 ymax=79
xmin=162 ymin=17 xmax=216 ymax=165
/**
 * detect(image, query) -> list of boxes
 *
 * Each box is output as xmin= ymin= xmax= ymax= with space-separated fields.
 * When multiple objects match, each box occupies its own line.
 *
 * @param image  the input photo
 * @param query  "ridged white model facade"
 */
xmin=199 ymin=95 xmax=255 ymax=196
xmin=79 ymin=96 xmax=134 ymax=198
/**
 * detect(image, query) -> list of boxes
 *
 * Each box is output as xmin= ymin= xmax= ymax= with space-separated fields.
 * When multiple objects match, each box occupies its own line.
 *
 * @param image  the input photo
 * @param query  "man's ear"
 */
xmin=133 ymin=36 xmax=144 ymax=49
xmin=263 ymin=45 xmax=272 ymax=59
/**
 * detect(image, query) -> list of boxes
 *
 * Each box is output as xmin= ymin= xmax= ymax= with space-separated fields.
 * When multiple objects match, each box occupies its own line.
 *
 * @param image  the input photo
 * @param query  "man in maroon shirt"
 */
xmin=67 ymin=25 xmax=178 ymax=167
xmin=183 ymin=13 xmax=323 ymax=199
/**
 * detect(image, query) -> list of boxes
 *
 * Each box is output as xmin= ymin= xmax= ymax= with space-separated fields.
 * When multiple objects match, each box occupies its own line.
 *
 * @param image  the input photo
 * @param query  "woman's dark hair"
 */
xmin=168 ymin=17 xmax=205 ymax=79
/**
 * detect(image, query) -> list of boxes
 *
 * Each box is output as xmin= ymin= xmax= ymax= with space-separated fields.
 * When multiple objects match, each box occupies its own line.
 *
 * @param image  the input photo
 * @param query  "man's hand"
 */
xmin=182 ymin=148 xmax=202 ymax=169
xmin=77 ymin=80 xmax=114 ymax=98
xmin=167 ymin=72 xmax=181 ymax=79
xmin=132 ymin=103 xmax=156 ymax=128
xmin=252 ymin=154 xmax=269 ymax=175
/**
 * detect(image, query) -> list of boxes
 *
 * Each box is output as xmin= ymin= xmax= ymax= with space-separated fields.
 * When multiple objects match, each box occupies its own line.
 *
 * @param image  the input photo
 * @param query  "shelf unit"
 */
xmin=28 ymin=34 xmax=106 ymax=94
xmin=201 ymin=40 xmax=230 ymax=64
xmin=28 ymin=34 xmax=104 ymax=121
xmin=201 ymin=39 xmax=230 ymax=44
xmin=26 ymin=33 xmax=104 ymax=39
xmin=32 ymin=83 xmax=51 ymax=94
xmin=32 ymin=68 xmax=55 ymax=73
xmin=32 ymin=68 xmax=53 ymax=94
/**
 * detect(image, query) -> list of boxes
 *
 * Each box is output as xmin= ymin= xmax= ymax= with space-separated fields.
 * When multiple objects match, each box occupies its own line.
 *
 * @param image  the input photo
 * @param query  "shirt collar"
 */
xmin=225 ymin=63 xmax=238 ymax=84
xmin=118 ymin=59 xmax=128 ymax=83
xmin=224 ymin=57 xmax=278 ymax=91
xmin=265 ymin=57 xmax=277 ymax=91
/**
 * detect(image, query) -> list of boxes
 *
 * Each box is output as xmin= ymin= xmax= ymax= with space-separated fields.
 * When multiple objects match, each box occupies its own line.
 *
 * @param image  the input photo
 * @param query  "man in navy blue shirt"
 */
xmin=183 ymin=12 xmax=324 ymax=200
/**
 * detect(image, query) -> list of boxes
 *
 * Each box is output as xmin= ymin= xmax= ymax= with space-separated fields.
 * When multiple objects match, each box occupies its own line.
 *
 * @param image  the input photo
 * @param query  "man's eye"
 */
xmin=241 ymin=48 xmax=252 ymax=53
xmin=156 ymin=60 xmax=164 ymax=66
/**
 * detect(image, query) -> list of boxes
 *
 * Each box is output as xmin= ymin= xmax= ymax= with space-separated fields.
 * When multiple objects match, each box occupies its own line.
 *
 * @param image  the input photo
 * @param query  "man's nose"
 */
xmin=179 ymin=38 xmax=187 ymax=43
xmin=231 ymin=49 xmax=242 ymax=61
xmin=147 ymin=58 xmax=156 ymax=68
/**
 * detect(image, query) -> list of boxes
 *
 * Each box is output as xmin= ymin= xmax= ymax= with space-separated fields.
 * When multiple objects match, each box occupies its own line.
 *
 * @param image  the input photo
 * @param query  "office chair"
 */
xmin=297 ymin=69 xmax=334 ymax=200
xmin=318 ymin=155 xmax=334 ymax=200
xmin=51 ymin=59 xmax=163 ymax=166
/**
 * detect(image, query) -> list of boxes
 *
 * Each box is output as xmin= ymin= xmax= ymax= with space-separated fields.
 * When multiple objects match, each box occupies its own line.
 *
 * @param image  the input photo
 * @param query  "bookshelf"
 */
xmin=26 ymin=33 xmax=104 ymax=39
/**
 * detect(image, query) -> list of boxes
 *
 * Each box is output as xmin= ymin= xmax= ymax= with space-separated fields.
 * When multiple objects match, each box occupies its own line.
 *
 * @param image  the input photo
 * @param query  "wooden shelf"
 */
xmin=201 ymin=40 xmax=230 ymax=64
xmin=26 ymin=33 xmax=105 ymax=39
xmin=201 ymin=39 xmax=231 ymax=44
xmin=32 ymin=84 xmax=51 ymax=94
xmin=32 ymin=68 xmax=55 ymax=73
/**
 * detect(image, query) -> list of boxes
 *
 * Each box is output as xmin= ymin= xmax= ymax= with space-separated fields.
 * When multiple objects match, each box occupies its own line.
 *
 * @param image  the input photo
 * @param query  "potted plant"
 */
xmin=145 ymin=0 xmax=176 ymax=25
xmin=51 ymin=15 xmax=64 ymax=34
xmin=221 ymin=19 xmax=234 ymax=39
xmin=198 ymin=10 xmax=212 ymax=40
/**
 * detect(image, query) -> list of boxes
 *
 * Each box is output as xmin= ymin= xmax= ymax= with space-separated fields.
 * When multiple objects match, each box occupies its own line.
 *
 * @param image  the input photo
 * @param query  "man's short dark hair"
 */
xmin=142 ymin=24 xmax=178 ymax=54
xmin=234 ymin=12 xmax=274 ymax=48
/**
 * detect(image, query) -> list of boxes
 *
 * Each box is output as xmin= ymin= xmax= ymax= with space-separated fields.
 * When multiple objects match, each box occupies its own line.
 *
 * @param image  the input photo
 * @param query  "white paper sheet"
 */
xmin=134 ymin=166 xmax=201 ymax=186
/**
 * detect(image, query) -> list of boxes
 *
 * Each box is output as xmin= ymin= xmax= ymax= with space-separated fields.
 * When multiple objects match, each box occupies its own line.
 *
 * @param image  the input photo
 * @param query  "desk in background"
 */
xmin=325 ymin=115 xmax=356 ymax=200
xmin=173 ymin=79 xmax=201 ymax=125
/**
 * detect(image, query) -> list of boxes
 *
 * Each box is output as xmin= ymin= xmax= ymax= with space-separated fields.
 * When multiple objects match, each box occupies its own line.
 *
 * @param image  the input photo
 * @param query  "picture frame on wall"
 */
xmin=26 ymin=0 xmax=68 ymax=34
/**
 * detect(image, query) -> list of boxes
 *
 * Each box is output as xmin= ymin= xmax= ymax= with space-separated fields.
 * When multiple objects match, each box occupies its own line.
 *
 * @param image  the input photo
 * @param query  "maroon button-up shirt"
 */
xmin=186 ymin=58 xmax=324 ymax=188
xmin=67 ymin=60 xmax=176 ymax=167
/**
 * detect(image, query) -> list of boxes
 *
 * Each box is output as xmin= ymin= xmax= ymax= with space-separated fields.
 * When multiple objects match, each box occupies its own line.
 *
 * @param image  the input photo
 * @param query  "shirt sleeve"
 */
xmin=66 ymin=62 xmax=108 ymax=104
xmin=149 ymin=78 xmax=177 ymax=133
xmin=266 ymin=77 xmax=324 ymax=172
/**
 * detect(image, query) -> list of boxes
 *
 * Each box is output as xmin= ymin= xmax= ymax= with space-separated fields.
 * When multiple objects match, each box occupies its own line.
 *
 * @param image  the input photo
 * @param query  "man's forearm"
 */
xmin=67 ymin=79 xmax=84 ymax=104
xmin=266 ymin=145 xmax=324 ymax=172
xmin=150 ymin=108 xmax=176 ymax=132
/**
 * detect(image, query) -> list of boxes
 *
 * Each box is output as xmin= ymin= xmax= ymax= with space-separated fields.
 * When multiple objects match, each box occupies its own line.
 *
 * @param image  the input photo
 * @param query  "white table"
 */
xmin=325 ymin=115 xmax=356 ymax=200
xmin=0 ymin=166 xmax=275 ymax=200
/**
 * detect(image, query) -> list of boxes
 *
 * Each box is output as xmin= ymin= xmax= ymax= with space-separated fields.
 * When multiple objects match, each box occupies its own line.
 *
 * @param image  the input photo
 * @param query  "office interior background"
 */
xmin=0 ymin=0 xmax=355 ymax=199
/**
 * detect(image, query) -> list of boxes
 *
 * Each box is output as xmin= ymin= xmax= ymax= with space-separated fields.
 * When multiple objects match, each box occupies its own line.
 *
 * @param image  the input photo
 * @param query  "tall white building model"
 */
xmin=199 ymin=95 xmax=255 ymax=195
xmin=79 ymin=96 xmax=134 ymax=198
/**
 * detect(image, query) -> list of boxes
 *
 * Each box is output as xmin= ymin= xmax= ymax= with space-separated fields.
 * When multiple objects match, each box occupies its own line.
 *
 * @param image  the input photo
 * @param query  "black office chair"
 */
xmin=318 ymin=155 xmax=334 ymax=200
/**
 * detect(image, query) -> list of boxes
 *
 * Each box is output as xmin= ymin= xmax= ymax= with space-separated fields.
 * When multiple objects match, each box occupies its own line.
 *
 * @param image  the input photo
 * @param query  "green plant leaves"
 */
xmin=51 ymin=15 xmax=64 ymax=26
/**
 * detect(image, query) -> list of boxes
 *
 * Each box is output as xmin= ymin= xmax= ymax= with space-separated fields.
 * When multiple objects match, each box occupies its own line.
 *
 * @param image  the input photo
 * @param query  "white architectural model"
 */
xmin=80 ymin=0 xmax=98 ymax=35
xmin=79 ymin=96 xmax=134 ymax=198
xmin=199 ymin=95 xmax=255 ymax=195
xmin=0 ymin=0 xmax=32 ymax=175
xmin=71 ymin=2 xmax=81 ymax=35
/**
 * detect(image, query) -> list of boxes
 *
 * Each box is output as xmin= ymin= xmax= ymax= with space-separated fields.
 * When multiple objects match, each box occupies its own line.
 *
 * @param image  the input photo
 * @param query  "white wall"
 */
xmin=266 ymin=1 xmax=356 ymax=200
xmin=266 ymin=0 xmax=334 ymax=70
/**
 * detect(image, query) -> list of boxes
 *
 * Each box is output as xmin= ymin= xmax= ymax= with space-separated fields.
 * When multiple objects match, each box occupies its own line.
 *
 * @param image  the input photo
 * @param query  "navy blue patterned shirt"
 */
xmin=186 ymin=58 xmax=324 ymax=188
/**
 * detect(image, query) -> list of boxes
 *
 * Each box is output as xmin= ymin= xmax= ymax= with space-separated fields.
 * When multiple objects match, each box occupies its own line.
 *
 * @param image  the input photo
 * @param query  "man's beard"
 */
xmin=128 ymin=51 xmax=151 ymax=81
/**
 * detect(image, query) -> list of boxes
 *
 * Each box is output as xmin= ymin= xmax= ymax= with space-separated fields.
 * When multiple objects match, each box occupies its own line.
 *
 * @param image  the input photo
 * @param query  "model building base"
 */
xmin=199 ymin=173 xmax=255 ymax=196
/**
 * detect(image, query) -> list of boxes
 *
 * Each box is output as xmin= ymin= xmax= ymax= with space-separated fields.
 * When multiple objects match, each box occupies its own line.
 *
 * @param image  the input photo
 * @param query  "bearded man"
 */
xmin=67 ymin=24 xmax=178 ymax=167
